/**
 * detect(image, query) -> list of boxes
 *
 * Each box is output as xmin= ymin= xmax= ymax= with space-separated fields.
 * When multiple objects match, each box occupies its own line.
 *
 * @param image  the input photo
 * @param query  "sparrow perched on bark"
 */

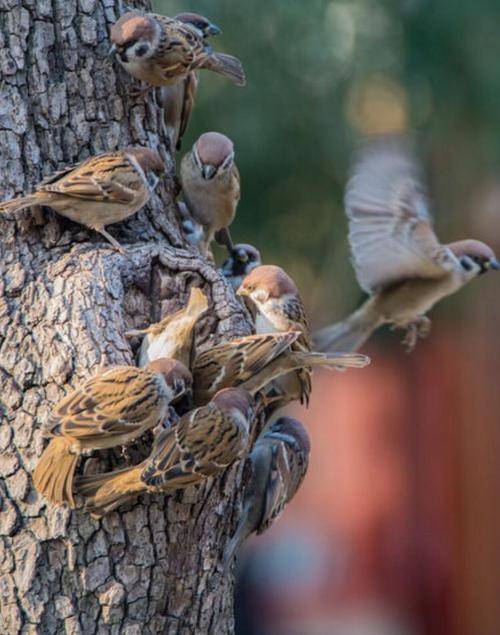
xmin=109 ymin=11 xmax=245 ymax=91
xmin=221 ymin=244 xmax=262 ymax=291
xmin=0 ymin=148 xmax=164 ymax=251
xmin=314 ymin=138 xmax=500 ymax=353
xmin=224 ymin=416 xmax=310 ymax=569
xmin=192 ymin=331 xmax=300 ymax=405
xmin=180 ymin=132 xmax=240 ymax=256
xmin=192 ymin=330 xmax=368 ymax=406
xmin=33 ymin=358 xmax=192 ymax=508
xmin=76 ymin=388 xmax=253 ymax=517
xmin=126 ymin=287 xmax=209 ymax=367
xmin=161 ymin=13 xmax=221 ymax=151
xmin=237 ymin=265 xmax=314 ymax=405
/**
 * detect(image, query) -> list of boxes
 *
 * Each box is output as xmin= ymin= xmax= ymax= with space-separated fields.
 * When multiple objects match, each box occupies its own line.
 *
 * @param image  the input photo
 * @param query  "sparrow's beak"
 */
xmin=108 ymin=44 xmax=117 ymax=57
xmin=208 ymin=23 xmax=222 ymax=36
xmin=236 ymin=285 xmax=248 ymax=297
xmin=201 ymin=164 xmax=217 ymax=180
xmin=236 ymin=250 xmax=248 ymax=263
xmin=488 ymin=257 xmax=500 ymax=270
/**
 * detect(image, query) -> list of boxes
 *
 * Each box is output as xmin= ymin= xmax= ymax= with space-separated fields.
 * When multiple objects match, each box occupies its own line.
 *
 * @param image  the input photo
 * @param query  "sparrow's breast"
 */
xmin=378 ymin=272 xmax=462 ymax=322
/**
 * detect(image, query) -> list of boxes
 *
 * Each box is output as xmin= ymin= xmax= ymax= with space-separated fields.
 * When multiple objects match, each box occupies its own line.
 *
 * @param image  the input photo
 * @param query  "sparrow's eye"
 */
xmin=135 ymin=44 xmax=149 ymax=57
xmin=174 ymin=380 xmax=184 ymax=394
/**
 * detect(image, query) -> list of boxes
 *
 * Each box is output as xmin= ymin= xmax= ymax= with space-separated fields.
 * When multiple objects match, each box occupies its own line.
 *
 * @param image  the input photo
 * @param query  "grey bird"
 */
xmin=220 ymin=243 xmax=262 ymax=291
xmin=223 ymin=416 xmax=310 ymax=570
xmin=315 ymin=137 xmax=499 ymax=353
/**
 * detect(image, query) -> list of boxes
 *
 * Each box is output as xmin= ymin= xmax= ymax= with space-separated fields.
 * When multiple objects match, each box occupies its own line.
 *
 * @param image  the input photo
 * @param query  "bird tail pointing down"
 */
xmin=76 ymin=466 xmax=145 ymax=518
xmin=32 ymin=437 xmax=79 ymax=508
xmin=204 ymin=52 xmax=246 ymax=86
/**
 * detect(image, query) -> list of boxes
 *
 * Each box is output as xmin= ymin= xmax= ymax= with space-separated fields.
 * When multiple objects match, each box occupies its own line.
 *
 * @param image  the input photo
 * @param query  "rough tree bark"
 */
xmin=0 ymin=1 xmax=252 ymax=632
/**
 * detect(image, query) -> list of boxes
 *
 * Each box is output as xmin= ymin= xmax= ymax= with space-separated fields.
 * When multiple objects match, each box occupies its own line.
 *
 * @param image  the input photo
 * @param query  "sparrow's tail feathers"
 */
xmin=185 ymin=287 xmax=209 ymax=320
xmin=204 ymin=53 xmax=246 ymax=86
xmin=223 ymin=507 xmax=253 ymax=573
xmin=32 ymin=437 xmax=79 ymax=508
xmin=0 ymin=195 xmax=41 ymax=215
xmin=301 ymin=351 xmax=370 ymax=370
xmin=242 ymin=349 xmax=369 ymax=396
xmin=314 ymin=300 xmax=382 ymax=354
xmin=76 ymin=466 xmax=144 ymax=518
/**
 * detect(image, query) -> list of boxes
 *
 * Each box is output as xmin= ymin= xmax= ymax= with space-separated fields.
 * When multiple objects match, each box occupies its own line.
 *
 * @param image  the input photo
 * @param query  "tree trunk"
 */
xmin=0 ymin=1 xmax=251 ymax=632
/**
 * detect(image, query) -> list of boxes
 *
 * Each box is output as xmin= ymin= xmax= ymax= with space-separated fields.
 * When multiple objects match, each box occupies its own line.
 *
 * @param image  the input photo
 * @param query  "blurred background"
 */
xmin=156 ymin=2 xmax=500 ymax=634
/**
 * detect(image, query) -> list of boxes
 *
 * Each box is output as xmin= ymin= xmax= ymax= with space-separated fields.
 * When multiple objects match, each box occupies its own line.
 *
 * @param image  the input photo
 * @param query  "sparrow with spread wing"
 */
xmin=109 ymin=11 xmax=245 ymax=91
xmin=0 ymin=148 xmax=164 ymax=251
xmin=126 ymin=287 xmax=209 ymax=367
xmin=76 ymin=388 xmax=253 ymax=517
xmin=180 ymin=132 xmax=240 ymax=256
xmin=224 ymin=416 xmax=310 ymax=569
xmin=33 ymin=358 xmax=192 ymax=508
xmin=160 ymin=13 xmax=221 ymax=150
xmin=314 ymin=137 xmax=499 ymax=353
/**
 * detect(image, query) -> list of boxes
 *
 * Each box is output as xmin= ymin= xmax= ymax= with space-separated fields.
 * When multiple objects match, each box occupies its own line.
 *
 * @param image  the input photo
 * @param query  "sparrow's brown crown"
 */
xmin=239 ymin=265 xmax=299 ymax=299
xmin=174 ymin=12 xmax=221 ymax=36
xmin=148 ymin=358 xmax=192 ymax=387
xmin=447 ymin=239 xmax=497 ymax=263
xmin=212 ymin=387 xmax=253 ymax=416
xmin=195 ymin=132 xmax=234 ymax=167
xmin=110 ymin=12 xmax=156 ymax=46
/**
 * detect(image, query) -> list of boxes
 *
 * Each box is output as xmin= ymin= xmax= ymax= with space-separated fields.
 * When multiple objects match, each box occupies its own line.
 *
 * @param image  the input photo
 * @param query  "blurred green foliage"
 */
xmin=154 ymin=0 xmax=500 ymax=326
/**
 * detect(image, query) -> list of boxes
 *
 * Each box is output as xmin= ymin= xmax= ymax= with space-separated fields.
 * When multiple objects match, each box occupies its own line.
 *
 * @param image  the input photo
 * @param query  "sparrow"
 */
xmin=76 ymin=388 xmax=253 ymax=517
xmin=0 ymin=148 xmax=164 ymax=252
xmin=173 ymin=13 xmax=222 ymax=39
xmin=237 ymin=265 xmax=313 ymax=405
xmin=126 ymin=287 xmax=209 ymax=367
xmin=220 ymin=243 xmax=262 ymax=292
xmin=223 ymin=416 xmax=310 ymax=569
xmin=180 ymin=132 xmax=240 ymax=256
xmin=192 ymin=331 xmax=368 ymax=406
xmin=160 ymin=13 xmax=221 ymax=151
xmin=109 ymin=11 xmax=246 ymax=91
xmin=32 ymin=358 xmax=192 ymax=508
xmin=314 ymin=137 xmax=500 ymax=353
xmin=193 ymin=331 xmax=300 ymax=405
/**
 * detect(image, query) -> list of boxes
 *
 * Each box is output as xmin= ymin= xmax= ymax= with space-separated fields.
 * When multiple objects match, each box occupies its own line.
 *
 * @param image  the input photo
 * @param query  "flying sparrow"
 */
xmin=109 ymin=11 xmax=246 ymax=92
xmin=76 ymin=388 xmax=254 ymax=517
xmin=237 ymin=265 xmax=314 ymax=405
xmin=180 ymin=131 xmax=240 ymax=256
xmin=161 ymin=13 xmax=221 ymax=151
xmin=32 ymin=358 xmax=192 ymax=508
xmin=220 ymin=243 xmax=262 ymax=292
xmin=224 ymin=416 xmax=310 ymax=569
xmin=0 ymin=148 xmax=164 ymax=252
xmin=314 ymin=137 xmax=500 ymax=353
xmin=126 ymin=287 xmax=209 ymax=367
